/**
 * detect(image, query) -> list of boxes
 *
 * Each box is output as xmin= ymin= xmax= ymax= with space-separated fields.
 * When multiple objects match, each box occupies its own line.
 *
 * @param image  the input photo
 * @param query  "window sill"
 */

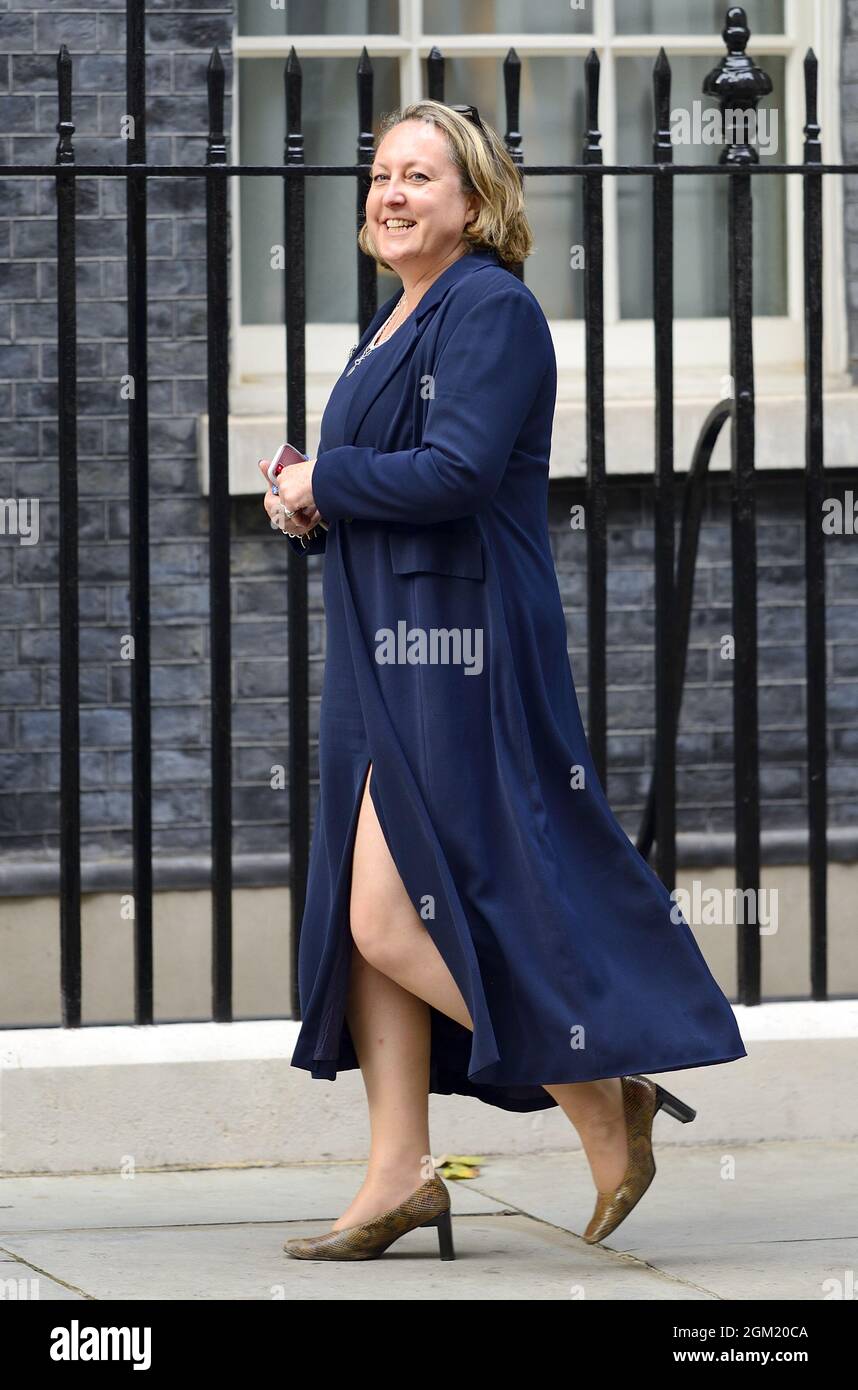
xmin=198 ymin=368 xmax=858 ymax=494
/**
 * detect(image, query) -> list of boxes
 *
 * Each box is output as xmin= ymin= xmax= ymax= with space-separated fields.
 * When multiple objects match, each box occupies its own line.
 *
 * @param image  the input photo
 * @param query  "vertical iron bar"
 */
xmin=356 ymin=48 xmax=377 ymax=334
xmin=502 ymin=48 xmax=524 ymax=282
xmin=284 ymin=48 xmax=309 ymax=1018
xmin=55 ymin=45 xmax=81 ymax=1027
xmin=583 ymin=50 xmax=607 ymax=786
xmin=729 ymin=166 xmax=761 ymax=1005
xmin=728 ymin=196 xmax=762 ymax=999
xmin=652 ymin=49 xmax=677 ymax=889
xmin=126 ymin=0 xmax=153 ymax=1023
xmin=704 ymin=9 xmax=769 ymax=1005
xmin=803 ymin=48 xmax=828 ymax=999
xmin=206 ymin=47 xmax=233 ymax=1020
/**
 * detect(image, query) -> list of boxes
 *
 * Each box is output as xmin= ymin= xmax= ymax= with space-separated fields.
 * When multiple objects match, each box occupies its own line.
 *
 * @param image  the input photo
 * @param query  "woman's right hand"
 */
xmin=258 ymin=458 xmax=323 ymax=536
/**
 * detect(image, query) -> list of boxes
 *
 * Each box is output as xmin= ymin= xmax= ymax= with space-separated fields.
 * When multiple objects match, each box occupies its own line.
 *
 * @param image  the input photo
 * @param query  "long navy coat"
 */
xmin=287 ymin=244 xmax=747 ymax=1113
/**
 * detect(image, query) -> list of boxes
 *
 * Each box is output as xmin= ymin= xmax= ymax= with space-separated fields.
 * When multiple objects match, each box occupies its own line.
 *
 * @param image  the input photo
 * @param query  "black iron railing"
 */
xmin=0 ymin=1 xmax=844 ymax=1023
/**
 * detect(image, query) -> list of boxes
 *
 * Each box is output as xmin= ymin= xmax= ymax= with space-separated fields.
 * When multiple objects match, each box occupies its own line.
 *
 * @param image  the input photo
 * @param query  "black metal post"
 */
xmin=55 ymin=44 xmax=81 ymax=1027
xmin=126 ymin=0 xmax=154 ymax=1023
xmin=802 ymin=47 xmax=828 ymax=1000
xmin=704 ymin=6 xmax=770 ymax=1004
xmin=206 ymin=46 xmax=233 ymax=1020
xmin=651 ymin=47 xmax=677 ymax=890
xmin=284 ymin=48 xmax=310 ymax=1018
xmin=583 ymin=49 xmax=607 ymax=788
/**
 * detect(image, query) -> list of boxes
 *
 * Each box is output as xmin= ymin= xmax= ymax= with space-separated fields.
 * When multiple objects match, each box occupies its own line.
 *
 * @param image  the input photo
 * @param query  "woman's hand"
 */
xmin=258 ymin=457 xmax=323 ymax=535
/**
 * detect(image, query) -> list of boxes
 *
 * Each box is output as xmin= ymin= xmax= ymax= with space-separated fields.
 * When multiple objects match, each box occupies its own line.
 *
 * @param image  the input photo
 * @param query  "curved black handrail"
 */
xmin=636 ymin=398 xmax=735 ymax=860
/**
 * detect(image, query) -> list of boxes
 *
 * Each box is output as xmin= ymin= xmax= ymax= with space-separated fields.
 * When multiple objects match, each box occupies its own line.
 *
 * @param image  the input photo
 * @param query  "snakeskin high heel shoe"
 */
xmin=283 ymin=1175 xmax=454 ymax=1261
xmin=582 ymin=1073 xmax=696 ymax=1245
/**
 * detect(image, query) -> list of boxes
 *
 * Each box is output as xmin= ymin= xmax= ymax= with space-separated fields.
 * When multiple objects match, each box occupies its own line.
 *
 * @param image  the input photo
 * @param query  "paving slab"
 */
xmin=0 ymin=1141 xmax=853 ymax=1300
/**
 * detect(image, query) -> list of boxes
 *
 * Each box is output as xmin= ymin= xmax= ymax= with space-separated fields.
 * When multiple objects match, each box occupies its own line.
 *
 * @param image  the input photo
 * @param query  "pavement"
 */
xmin=1 ymin=1139 xmax=855 ymax=1300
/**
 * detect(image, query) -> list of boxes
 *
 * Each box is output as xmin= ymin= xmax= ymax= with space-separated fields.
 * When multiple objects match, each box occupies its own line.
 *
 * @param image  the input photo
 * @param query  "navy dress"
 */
xmin=287 ymin=245 xmax=747 ymax=1114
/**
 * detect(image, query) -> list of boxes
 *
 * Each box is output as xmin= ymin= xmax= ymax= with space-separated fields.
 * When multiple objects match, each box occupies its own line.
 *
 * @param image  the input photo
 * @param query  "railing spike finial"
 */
xmin=356 ymin=46 xmax=374 ymax=163
xmin=503 ymin=46 xmax=522 ymax=172
xmin=803 ymin=48 xmax=821 ymax=159
xmin=584 ymin=48 xmax=602 ymax=159
xmin=426 ymin=45 xmax=444 ymax=102
xmin=653 ymin=45 xmax=672 ymax=145
xmin=723 ymin=5 xmax=752 ymax=55
xmin=284 ymin=45 xmax=303 ymax=139
xmin=206 ymin=46 xmax=226 ymax=162
xmin=703 ymin=6 xmax=773 ymax=164
xmin=55 ymin=44 xmax=75 ymax=164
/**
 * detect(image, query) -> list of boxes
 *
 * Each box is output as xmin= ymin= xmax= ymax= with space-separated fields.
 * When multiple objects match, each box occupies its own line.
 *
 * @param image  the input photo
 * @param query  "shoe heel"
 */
xmin=654 ymin=1083 xmax=696 ymax=1123
xmin=421 ymin=1205 xmax=456 ymax=1260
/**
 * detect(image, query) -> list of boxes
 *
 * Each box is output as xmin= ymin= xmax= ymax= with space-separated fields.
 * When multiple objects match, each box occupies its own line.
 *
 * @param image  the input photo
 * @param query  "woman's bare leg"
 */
xmin=348 ymin=767 xmax=473 ymax=1029
xmin=542 ymin=1080 xmax=629 ymax=1191
xmin=330 ymin=764 xmax=472 ymax=1231
xmin=335 ymin=765 xmax=627 ymax=1223
xmin=330 ymin=947 xmax=433 ymax=1230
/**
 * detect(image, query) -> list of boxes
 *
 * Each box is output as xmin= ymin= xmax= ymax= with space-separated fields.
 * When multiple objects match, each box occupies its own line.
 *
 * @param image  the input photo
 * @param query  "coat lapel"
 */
xmin=341 ymin=245 xmax=500 ymax=448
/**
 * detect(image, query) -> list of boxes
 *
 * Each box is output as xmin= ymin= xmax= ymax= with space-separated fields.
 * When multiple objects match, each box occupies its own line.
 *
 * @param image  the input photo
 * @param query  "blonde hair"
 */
xmin=357 ymin=99 xmax=534 ymax=271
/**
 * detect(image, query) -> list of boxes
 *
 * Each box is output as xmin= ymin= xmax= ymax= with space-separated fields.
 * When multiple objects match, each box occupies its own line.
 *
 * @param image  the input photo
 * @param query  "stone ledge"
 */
xmin=1 ymin=828 xmax=856 ymax=897
xmin=202 ymin=378 xmax=858 ymax=493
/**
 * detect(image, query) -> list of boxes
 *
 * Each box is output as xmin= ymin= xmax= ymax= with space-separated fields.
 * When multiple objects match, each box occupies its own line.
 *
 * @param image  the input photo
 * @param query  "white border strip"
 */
xmin=0 ymin=1020 xmax=303 ymax=1070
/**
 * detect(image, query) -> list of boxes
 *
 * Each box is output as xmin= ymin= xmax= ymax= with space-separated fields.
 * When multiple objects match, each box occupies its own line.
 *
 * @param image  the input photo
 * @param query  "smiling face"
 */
xmin=367 ymin=118 xmax=480 ymax=274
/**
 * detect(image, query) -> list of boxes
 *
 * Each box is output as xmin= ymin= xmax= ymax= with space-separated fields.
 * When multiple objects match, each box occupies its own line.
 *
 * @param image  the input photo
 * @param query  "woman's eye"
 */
xmin=371 ymin=171 xmax=427 ymax=182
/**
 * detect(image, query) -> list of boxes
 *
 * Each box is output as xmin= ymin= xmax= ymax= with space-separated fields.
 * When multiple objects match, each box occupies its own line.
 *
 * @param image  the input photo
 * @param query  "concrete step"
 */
xmin=1 ymin=1001 xmax=855 ymax=1174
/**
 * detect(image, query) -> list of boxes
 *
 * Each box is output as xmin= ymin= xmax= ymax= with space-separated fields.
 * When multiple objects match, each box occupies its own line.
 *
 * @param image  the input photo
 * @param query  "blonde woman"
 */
xmin=260 ymin=100 xmax=746 ymax=1261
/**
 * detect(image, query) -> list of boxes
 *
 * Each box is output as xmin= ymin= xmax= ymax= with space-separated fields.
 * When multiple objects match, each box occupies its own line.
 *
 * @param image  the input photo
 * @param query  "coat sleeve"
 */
xmin=310 ymin=286 xmax=552 ymax=526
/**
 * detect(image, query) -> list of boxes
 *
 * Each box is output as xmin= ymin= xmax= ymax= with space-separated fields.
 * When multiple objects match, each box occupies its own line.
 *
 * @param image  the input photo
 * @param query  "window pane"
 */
xmin=428 ymin=57 xmax=586 ymax=317
xmin=239 ymin=57 xmax=400 ymax=325
xmin=424 ymin=0 xmax=596 ymax=35
xmin=616 ymin=54 xmax=786 ymax=318
xmin=615 ymin=0 xmax=783 ymax=34
xmin=237 ymin=0 xmax=398 ymax=37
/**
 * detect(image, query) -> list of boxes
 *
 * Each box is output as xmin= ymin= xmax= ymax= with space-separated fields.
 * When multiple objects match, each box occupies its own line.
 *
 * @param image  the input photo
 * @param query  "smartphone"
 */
xmin=267 ymin=440 xmax=307 ymax=484
xmin=268 ymin=441 xmax=329 ymax=533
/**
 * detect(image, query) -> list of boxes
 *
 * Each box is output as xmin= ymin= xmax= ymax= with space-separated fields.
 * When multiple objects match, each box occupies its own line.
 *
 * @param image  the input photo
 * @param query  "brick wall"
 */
xmin=1 ymin=1 xmax=246 ymax=866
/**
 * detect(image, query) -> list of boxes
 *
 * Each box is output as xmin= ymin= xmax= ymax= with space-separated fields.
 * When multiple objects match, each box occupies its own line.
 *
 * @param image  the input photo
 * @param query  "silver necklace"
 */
xmin=346 ymin=291 xmax=409 ymax=375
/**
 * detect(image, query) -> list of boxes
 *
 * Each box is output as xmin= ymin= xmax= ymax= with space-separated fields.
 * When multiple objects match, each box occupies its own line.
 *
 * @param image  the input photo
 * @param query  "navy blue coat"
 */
xmin=288 ymin=245 xmax=747 ymax=1113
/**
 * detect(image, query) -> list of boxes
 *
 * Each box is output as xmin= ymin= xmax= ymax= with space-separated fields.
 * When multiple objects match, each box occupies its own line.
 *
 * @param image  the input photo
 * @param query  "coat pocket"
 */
xmin=388 ymin=527 xmax=485 ymax=581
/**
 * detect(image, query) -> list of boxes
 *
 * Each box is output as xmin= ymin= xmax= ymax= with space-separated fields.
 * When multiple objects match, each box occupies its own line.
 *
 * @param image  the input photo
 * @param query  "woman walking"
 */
xmin=260 ymin=100 xmax=746 ymax=1260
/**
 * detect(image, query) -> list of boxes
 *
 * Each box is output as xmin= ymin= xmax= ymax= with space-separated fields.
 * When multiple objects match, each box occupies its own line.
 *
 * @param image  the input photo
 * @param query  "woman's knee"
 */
xmin=349 ymin=882 xmax=409 ymax=967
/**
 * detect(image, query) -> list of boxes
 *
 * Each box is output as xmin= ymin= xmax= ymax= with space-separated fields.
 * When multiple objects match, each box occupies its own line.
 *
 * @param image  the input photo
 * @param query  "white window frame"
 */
xmin=230 ymin=0 xmax=847 ymax=388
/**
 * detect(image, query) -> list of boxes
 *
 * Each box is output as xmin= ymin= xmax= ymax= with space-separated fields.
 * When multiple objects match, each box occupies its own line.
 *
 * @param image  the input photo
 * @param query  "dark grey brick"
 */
xmin=0 ymin=13 xmax=35 ymax=52
xmin=0 ymin=668 xmax=40 ymax=704
xmin=110 ymin=661 xmax=208 ymax=703
xmin=41 ymin=664 xmax=109 ymax=705
xmin=149 ymin=704 xmax=210 ymax=745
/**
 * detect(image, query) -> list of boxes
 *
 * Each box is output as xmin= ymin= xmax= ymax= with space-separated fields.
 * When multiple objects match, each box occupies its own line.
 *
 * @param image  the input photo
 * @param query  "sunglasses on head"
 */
xmin=449 ymin=103 xmax=484 ymax=132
